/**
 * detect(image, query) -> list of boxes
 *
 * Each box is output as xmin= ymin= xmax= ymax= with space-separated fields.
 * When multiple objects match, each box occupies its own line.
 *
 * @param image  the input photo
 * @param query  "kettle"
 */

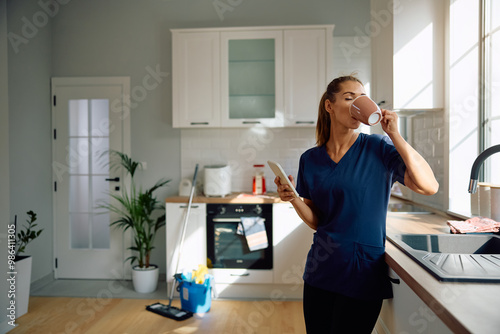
xmin=204 ymin=165 xmax=231 ymax=197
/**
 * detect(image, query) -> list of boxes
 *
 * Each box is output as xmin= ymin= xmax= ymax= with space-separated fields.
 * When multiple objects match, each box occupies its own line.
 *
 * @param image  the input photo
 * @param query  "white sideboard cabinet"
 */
xmin=165 ymin=203 xmax=207 ymax=284
xmin=272 ymin=202 xmax=314 ymax=285
xmin=171 ymin=25 xmax=334 ymax=128
xmin=377 ymin=268 xmax=452 ymax=334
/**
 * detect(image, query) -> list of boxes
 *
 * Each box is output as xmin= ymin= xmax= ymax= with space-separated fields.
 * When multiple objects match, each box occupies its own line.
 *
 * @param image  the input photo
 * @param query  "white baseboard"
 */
xmin=30 ymin=271 xmax=55 ymax=293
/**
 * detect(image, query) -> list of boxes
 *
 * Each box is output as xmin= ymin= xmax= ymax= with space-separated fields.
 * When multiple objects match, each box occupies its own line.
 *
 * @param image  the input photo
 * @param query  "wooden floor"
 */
xmin=10 ymin=297 xmax=306 ymax=334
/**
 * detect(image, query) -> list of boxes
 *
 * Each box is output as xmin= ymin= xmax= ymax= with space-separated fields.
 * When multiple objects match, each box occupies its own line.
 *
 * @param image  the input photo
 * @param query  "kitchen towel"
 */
xmin=237 ymin=217 xmax=268 ymax=251
xmin=447 ymin=216 xmax=500 ymax=233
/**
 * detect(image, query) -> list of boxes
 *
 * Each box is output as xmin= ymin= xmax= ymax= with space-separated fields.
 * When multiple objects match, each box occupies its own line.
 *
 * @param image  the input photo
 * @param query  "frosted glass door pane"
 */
xmin=69 ymin=138 xmax=90 ymax=174
xmin=70 ymin=176 xmax=89 ymax=212
xmin=69 ymin=100 xmax=88 ymax=136
xmin=92 ymin=177 xmax=109 ymax=210
xmin=68 ymin=98 xmax=112 ymax=250
xmin=91 ymin=99 xmax=110 ymax=137
xmin=71 ymin=214 xmax=90 ymax=249
xmin=91 ymin=140 xmax=109 ymax=174
xmin=92 ymin=213 xmax=110 ymax=249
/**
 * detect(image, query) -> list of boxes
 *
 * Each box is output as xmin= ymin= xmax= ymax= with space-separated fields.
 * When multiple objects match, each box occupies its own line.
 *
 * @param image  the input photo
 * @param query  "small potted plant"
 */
xmin=10 ymin=211 xmax=43 ymax=318
xmin=99 ymin=151 xmax=170 ymax=293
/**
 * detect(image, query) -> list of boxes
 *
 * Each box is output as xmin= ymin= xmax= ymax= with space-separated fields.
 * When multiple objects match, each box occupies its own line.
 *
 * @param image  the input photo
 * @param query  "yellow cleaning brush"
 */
xmin=192 ymin=264 xmax=209 ymax=284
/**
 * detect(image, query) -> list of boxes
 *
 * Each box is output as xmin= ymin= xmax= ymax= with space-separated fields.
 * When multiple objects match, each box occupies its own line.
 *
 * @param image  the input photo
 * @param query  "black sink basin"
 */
xmin=388 ymin=234 xmax=500 ymax=282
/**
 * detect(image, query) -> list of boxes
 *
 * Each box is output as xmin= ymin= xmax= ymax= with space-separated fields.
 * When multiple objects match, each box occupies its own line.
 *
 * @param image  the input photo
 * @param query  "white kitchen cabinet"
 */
xmin=284 ymin=27 xmax=333 ymax=127
xmin=377 ymin=268 xmax=452 ymax=334
xmin=220 ymin=30 xmax=284 ymax=127
xmin=272 ymin=202 xmax=314 ymax=285
xmin=165 ymin=203 xmax=207 ymax=284
xmin=171 ymin=25 xmax=334 ymax=128
xmin=171 ymin=31 xmax=220 ymax=127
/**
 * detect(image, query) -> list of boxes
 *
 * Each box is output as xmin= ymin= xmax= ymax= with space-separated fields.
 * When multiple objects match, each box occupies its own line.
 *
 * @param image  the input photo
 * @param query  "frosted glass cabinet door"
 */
xmin=220 ymin=30 xmax=284 ymax=127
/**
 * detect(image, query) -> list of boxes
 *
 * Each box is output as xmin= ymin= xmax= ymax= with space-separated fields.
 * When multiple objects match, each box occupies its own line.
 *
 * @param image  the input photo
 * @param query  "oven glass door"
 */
xmin=207 ymin=217 xmax=273 ymax=269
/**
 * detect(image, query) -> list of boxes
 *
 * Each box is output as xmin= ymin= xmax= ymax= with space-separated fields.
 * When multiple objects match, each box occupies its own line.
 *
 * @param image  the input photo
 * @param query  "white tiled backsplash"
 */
xmin=407 ymin=109 xmax=446 ymax=210
xmin=181 ymin=127 xmax=316 ymax=194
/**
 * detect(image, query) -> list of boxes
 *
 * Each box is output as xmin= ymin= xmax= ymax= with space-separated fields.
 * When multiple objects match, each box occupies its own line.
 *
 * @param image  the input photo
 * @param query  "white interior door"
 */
xmin=52 ymin=77 xmax=131 ymax=279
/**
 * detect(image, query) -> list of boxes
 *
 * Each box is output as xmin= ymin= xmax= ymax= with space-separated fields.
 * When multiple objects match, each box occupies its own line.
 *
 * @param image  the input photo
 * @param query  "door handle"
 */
xmin=105 ymin=177 xmax=120 ymax=182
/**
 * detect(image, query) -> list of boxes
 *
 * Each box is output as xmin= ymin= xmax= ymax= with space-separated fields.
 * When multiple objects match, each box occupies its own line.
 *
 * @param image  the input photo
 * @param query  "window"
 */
xmin=449 ymin=0 xmax=499 ymax=215
xmin=482 ymin=0 xmax=500 ymax=185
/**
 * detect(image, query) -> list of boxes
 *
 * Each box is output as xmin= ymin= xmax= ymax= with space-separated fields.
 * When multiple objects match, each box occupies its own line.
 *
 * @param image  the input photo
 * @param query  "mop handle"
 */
xmin=168 ymin=164 xmax=199 ymax=306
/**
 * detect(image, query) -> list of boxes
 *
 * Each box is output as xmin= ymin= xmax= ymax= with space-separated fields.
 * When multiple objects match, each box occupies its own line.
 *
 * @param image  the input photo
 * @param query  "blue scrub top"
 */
xmin=296 ymin=133 xmax=406 ymax=300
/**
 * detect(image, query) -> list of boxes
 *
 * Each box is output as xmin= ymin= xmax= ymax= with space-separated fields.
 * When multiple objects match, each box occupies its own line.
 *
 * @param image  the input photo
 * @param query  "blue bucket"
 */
xmin=177 ymin=275 xmax=213 ymax=313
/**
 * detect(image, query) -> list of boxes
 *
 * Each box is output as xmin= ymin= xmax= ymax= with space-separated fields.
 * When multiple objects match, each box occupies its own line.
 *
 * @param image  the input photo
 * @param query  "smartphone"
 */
xmin=267 ymin=160 xmax=299 ymax=198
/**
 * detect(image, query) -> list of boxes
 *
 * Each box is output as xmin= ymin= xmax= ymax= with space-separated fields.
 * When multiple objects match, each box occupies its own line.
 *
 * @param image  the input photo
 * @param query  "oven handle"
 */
xmin=211 ymin=218 xmax=266 ymax=223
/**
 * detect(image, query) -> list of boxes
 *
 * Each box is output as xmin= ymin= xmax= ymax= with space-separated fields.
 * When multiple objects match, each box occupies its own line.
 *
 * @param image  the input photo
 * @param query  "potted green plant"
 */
xmin=10 ymin=211 xmax=43 ymax=318
xmin=99 ymin=151 xmax=170 ymax=293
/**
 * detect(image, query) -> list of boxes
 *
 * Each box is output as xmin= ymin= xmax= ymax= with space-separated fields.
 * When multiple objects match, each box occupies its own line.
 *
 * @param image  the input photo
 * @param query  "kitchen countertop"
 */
xmin=165 ymin=192 xmax=285 ymax=204
xmin=386 ymin=205 xmax=500 ymax=334
xmin=166 ymin=193 xmax=499 ymax=333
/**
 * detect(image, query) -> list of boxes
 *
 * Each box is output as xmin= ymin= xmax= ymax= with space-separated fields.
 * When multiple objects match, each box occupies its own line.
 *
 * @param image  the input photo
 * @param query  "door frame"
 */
xmin=51 ymin=76 xmax=131 ymax=279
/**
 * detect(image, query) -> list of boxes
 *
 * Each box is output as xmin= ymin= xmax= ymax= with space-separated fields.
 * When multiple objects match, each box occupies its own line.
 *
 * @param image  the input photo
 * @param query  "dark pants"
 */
xmin=303 ymin=282 xmax=383 ymax=334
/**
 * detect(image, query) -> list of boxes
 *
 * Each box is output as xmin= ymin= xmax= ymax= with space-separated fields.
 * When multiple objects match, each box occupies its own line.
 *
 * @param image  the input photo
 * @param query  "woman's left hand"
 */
xmin=380 ymin=108 xmax=399 ymax=136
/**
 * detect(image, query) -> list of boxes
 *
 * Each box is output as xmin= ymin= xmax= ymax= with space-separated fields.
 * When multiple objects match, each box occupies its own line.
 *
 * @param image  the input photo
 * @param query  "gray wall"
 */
xmin=7 ymin=0 xmax=53 ymax=286
xmin=5 ymin=0 xmax=371 ymax=287
xmin=1 ymin=0 xmax=11 ymax=329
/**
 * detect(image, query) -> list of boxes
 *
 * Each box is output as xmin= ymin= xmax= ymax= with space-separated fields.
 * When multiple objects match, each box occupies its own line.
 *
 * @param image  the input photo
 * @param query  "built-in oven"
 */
xmin=206 ymin=203 xmax=273 ymax=270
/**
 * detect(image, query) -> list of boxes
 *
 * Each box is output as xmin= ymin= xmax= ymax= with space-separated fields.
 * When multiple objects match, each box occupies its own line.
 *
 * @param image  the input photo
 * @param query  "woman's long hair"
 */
xmin=315 ymin=75 xmax=364 ymax=147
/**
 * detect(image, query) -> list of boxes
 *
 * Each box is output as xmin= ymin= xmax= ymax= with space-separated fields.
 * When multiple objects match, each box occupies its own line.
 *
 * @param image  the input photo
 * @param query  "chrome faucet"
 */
xmin=468 ymin=144 xmax=500 ymax=193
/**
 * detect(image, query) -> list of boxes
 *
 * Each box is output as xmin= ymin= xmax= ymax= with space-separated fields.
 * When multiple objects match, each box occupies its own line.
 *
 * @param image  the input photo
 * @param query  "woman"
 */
xmin=275 ymin=75 xmax=438 ymax=333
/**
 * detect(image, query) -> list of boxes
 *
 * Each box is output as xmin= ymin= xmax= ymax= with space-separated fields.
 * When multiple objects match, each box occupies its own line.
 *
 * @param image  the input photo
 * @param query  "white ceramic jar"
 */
xmin=490 ymin=185 xmax=500 ymax=221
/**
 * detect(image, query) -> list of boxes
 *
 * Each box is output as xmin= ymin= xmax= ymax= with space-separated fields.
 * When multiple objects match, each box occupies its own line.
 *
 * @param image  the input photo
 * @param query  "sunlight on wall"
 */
xmin=448 ymin=0 xmax=480 ymax=215
xmin=394 ymin=23 xmax=434 ymax=109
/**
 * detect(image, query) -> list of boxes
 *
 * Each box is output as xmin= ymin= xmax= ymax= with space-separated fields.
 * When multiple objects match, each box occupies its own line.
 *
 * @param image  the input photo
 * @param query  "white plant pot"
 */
xmin=15 ymin=256 xmax=32 ymax=318
xmin=132 ymin=265 xmax=159 ymax=293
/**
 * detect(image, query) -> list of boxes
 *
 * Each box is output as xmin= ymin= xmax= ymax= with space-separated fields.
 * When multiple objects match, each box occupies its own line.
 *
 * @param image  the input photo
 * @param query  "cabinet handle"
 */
xmin=212 ymin=218 xmax=266 ymax=223
xmin=242 ymin=121 xmax=261 ymax=124
xmin=295 ymin=121 xmax=314 ymax=124
xmin=179 ymin=205 xmax=199 ymax=209
xmin=190 ymin=122 xmax=209 ymax=125
xmin=230 ymin=273 xmax=250 ymax=277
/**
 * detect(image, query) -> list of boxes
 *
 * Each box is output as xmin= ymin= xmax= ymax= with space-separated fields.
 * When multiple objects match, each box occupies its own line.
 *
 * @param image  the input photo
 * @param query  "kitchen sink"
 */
xmin=388 ymin=234 xmax=500 ymax=282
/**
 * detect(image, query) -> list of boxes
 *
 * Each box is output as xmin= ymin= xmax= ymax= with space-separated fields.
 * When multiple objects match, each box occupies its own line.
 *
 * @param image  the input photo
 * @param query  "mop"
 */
xmin=146 ymin=164 xmax=199 ymax=321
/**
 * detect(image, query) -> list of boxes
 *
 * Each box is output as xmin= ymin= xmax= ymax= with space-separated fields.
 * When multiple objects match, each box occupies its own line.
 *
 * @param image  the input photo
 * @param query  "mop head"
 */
xmin=146 ymin=302 xmax=193 ymax=321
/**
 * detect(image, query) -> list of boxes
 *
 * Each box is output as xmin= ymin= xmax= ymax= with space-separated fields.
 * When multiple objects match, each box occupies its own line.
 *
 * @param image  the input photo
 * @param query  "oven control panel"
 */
xmin=207 ymin=204 xmax=270 ymax=216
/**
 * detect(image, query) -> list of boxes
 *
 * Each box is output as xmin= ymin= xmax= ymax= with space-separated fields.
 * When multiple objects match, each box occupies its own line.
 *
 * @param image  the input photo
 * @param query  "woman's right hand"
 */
xmin=274 ymin=175 xmax=297 ymax=202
